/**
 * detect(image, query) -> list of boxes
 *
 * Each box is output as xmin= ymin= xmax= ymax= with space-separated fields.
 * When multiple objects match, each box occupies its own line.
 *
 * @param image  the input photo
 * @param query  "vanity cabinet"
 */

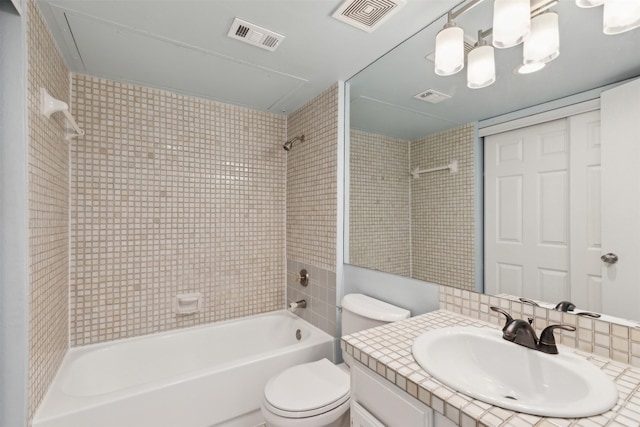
xmin=350 ymin=363 xmax=457 ymax=427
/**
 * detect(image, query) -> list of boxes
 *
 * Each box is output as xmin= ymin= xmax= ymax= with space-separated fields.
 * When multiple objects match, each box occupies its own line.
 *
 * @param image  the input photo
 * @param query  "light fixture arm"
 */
xmin=448 ymin=0 xmax=485 ymax=21
xmin=445 ymin=0 xmax=557 ymax=33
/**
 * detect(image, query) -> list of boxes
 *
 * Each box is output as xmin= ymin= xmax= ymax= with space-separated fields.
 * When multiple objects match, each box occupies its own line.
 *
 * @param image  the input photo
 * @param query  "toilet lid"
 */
xmin=264 ymin=359 xmax=350 ymax=418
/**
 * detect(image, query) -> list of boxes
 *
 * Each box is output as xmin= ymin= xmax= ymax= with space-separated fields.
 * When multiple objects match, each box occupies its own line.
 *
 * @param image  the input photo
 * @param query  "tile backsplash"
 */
xmin=70 ymin=74 xmax=287 ymax=346
xmin=439 ymin=285 xmax=640 ymax=367
xmin=27 ymin=0 xmax=70 ymax=420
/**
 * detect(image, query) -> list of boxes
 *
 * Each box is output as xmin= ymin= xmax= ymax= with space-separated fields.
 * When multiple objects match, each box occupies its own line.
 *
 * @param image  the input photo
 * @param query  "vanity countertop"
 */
xmin=341 ymin=309 xmax=640 ymax=427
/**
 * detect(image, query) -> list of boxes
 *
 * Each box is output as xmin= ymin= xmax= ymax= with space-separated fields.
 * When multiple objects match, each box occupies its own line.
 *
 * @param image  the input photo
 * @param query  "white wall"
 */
xmin=342 ymin=264 xmax=440 ymax=316
xmin=0 ymin=1 xmax=29 ymax=426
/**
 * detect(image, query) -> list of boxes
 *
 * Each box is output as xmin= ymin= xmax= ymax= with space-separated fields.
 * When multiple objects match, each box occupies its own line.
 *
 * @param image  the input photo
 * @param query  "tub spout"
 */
xmin=289 ymin=300 xmax=307 ymax=311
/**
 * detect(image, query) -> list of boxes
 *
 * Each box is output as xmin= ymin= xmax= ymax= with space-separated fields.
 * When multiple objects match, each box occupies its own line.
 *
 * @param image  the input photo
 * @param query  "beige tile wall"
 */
xmin=70 ymin=74 xmax=287 ymax=346
xmin=286 ymin=84 xmax=339 ymax=334
xmin=27 ymin=0 xmax=70 ymax=420
xmin=349 ymin=130 xmax=411 ymax=276
xmin=287 ymin=260 xmax=337 ymax=336
xmin=411 ymin=124 xmax=475 ymax=291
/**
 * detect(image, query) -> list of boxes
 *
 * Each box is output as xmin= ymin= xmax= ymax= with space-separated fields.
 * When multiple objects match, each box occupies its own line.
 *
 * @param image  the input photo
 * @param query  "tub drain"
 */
xmin=296 ymin=329 xmax=302 ymax=340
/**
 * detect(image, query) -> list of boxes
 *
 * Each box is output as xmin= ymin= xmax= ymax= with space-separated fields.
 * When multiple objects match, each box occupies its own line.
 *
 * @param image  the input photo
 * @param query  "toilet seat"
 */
xmin=263 ymin=359 xmax=350 ymax=419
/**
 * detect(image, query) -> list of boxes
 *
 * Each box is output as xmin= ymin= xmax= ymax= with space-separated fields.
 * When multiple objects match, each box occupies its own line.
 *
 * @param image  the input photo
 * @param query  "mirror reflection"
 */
xmin=345 ymin=0 xmax=640 ymax=321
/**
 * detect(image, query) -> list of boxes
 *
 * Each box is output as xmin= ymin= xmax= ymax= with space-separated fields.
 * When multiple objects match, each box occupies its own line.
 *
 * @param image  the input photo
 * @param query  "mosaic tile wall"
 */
xmin=26 ymin=0 xmax=70 ymax=420
xmin=439 ymin=286 xmax=640 ymax=368
xmin=349 ymin=130 xmax=411 ymax=276
xmin=286 ymin=84 xmax=339 ymax=335
xmin=410 ymin=124 xmax=475 ymax=291
xmin=70 ymin=74 xmax=287 ymax=346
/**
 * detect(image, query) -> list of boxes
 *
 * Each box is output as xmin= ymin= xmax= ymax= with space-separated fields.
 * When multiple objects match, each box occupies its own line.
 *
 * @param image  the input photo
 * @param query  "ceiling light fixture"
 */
xmin=575 ymin=0 xmax=640 ymax=35
xmin=603 ymin=0 xmax=640 ymax=35
xmin=575 ymin=0 xmax=604 ymax=7
xmin=467 ymin=31 xmax=496 ymax=89
xmin=434 ymin=14 xmax=465 ymax=76
xmin=523 ymin=11 xmax=559 ymax=65
xmin=514 ymin=61 xmax=546 ymax=75
xmin=492 ymin=0 xmax=531 ymax=48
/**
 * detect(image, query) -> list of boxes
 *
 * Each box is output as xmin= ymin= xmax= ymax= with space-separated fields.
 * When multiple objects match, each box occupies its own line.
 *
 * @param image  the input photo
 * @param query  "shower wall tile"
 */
xmin=287 ymin=259 xmax=337 ymax=337
xmin=70 ymin=74 xmax=287 ymax=346
xmin=27 ymin=0 xmax=70 ymax=420
xmin=411 ymin=124 xmax=475 ymax=291
xmin=349 ymin=130 xmax=411 ymax=276
xmin=286 ymin=84 xmax=339 ymax=335
xmin=286 ymin=84 xmax=338 ymax=272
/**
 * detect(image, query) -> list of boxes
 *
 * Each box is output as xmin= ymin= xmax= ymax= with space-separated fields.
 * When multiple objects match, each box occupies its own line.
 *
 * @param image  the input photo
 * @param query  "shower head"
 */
xmin=284 ymin=135 xmax=305 ymax=151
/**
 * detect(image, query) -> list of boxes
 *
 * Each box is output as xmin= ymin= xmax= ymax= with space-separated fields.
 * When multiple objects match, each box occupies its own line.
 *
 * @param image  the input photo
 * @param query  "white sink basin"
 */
xmin=412 ymin=327 xmax=618 ymax=418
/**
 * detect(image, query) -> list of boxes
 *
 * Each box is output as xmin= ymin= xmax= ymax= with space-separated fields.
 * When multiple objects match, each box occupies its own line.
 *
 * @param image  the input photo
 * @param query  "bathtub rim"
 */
xmin=33 ymin=309 xmax=335 ymax=425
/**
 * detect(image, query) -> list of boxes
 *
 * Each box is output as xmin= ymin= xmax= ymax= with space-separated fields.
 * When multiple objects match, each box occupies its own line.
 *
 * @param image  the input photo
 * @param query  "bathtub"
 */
xmin=33 ymin=310 xmax=335 ymax=427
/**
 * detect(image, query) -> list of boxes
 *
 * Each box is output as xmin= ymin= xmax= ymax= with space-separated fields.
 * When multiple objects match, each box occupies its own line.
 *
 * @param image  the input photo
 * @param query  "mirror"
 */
xmin=345 ymin=0 xmax=640 ymax=320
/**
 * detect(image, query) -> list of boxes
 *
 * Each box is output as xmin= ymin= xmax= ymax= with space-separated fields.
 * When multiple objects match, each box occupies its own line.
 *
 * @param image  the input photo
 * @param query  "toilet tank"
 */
xmin=341 ymin=294 xmax=410 ymax=336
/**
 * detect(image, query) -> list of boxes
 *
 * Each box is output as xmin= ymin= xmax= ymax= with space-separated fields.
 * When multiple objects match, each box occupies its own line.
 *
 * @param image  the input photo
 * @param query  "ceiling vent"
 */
xmin=227 ymin=18 xmax=285 ymax=52
xmin=413 ymin=89 xmax=452 ymax=104
xmin=424 ymin=34 xmax=477 ymax=62
xmin=332 ymin=0 xmax=407 ymax=33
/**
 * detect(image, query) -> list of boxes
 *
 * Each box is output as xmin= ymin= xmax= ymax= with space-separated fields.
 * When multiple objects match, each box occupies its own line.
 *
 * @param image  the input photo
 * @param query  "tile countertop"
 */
xmin=341 ymin=310 xmax=640 ymax=427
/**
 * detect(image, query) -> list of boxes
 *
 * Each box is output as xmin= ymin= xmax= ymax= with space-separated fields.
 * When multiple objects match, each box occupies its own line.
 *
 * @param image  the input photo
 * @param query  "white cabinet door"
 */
xmin=351 ymin=364 xmax=432 ymax=427
xmin=351 ymin=401 xmax=386 ymax=427
xmin=601 ymin=79 xmax=640 ymax=320
xmin=485 ymin=119 xmax=571 ymax=302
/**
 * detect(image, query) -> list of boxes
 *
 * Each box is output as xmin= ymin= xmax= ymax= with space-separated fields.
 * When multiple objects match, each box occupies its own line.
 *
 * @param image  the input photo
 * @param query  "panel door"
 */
xmin=601 ymin=79 xmax=640 ymax=320
xmin=485 ymin=119 xmax=570 ymax=302
xmin=569 ymin=110 xmax=602 ymax=312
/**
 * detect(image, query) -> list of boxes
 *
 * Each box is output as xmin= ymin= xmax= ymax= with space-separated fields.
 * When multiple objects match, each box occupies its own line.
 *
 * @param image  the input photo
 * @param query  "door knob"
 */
xmin=601 ymin=253 xmax=619 ymax=264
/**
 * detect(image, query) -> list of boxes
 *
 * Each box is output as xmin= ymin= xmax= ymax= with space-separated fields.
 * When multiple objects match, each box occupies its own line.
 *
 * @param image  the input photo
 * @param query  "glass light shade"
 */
xmin=603 ymin=0 xmax=640 ymax=35
xmin=492 ymin=0 xmax=530 ymax=48
xmin=515 ymin=62 xmax=546 ymax=75
xmin=467 ymin=45 xmax=496 ymax=89
xmin=434 ymin=25 xmax=464 ymax=76
xmin=576 ymin=0 xmax=604 ymax=7
xmin=524 ymin=12 xmax=559 ymax=65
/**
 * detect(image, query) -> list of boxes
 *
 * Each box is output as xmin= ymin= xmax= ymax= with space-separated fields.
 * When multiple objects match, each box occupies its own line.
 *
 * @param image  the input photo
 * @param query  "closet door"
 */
xmin=601 ymin=79 xmax=640 ymax=320
xmin=485 ymin=119 xmax=570 ymax=302
xmin=569 ymin=110 xmax=602 ymax=312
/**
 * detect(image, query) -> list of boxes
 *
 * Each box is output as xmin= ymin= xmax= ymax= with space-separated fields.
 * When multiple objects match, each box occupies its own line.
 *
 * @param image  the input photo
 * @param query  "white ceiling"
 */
xmin=36 ymin=0 xmax=462 ymax=115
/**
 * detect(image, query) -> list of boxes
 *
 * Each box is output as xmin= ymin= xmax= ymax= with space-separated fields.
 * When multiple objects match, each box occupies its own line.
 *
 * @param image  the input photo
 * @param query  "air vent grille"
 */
xmin=235 ymin=25 xmax=250 ymax=38
xmin=413 ymin=89 xmax=452 ymax=104
xmin=332 ymin=0 xmax=406 ymax=33
xmin=227 ymin=18 xmax=285 ymax=52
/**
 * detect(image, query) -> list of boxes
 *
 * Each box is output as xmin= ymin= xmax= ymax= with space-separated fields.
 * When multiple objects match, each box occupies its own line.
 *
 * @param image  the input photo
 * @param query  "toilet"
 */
xmin=261 ymin=294 xmax=411 ymax=427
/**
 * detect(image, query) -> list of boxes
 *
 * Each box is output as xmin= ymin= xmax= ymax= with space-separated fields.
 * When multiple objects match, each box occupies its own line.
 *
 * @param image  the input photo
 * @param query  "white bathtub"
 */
xmin=33 ymin=310 xmax=335 ymax=427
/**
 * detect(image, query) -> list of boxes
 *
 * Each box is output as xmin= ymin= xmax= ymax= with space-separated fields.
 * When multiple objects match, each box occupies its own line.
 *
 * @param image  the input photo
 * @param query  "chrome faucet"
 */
xmin=490 ymin=306 xmax=576 ymax=354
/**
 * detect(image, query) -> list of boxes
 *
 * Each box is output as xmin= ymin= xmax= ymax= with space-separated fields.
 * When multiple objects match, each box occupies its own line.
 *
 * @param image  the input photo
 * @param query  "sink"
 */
xmin=412 ymin=327 xmax=618 ymax=418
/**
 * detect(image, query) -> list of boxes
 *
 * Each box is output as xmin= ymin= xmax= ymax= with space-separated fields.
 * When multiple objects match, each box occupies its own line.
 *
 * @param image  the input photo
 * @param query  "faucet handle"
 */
xmin=576 ymin=311 xmax=602 ymax=318
xmin=490 ymin=306 xmax=514 ymax=331
xmin=554 ymin=301 xmax=577 ymax=312
xmin=538 ymin=324 xmax=576 ymax=354
xmin=519 ymin=297 xmax=540 ymax=307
